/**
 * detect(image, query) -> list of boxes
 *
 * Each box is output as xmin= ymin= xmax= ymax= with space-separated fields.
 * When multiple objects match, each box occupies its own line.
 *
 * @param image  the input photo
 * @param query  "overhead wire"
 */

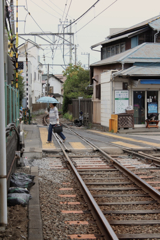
xmin=75 ymin=0 xmax=118 ymax=34
xmin=51 ymin=0 xmax=69 ymax=65
xmin=40 ymin=0 xmax=63 ymax=17
xmin=49 ymin=0 xmax=72 ymax=18
xmin=25 ymin=0 xmax=28 ymax=10
xmin=65 ymin=0 xmax=72 ymax=20
xmin=30 ymin=0 xmax=59 ymax=19
xmin=64 ymin=0 xmax=100 ymax=28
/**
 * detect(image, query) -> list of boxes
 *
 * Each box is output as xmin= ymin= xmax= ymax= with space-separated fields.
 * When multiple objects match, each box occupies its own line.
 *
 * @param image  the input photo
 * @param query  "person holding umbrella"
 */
xmin=37 ymin=96 xmax=66 ymax=143
xmin=46 ymin=102 xmax=66 ymax=143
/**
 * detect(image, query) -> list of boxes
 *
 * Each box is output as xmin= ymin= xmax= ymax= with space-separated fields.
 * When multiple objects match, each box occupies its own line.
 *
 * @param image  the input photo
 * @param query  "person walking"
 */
xmin=46 ymin=103 xmax=66 ymax=143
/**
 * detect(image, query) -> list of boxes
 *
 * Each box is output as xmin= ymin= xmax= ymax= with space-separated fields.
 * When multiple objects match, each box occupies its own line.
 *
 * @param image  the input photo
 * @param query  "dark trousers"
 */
xmin=47 ymin=124 xmax=66 ymax=142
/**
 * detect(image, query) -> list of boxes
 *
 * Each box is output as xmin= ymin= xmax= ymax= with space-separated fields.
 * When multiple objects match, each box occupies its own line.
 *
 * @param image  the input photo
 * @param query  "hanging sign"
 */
xmin=115 ymin=90 xmax=129 ymax=114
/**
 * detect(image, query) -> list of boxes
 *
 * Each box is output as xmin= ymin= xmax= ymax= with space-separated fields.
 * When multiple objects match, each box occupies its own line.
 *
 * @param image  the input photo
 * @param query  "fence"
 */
xmin=32 ymin=103 xmax=62 ymax=113
xmin=5 ymin=82 xmax=19 ymax=127
xmin=68 ymin=98 xmax=93 ymax=122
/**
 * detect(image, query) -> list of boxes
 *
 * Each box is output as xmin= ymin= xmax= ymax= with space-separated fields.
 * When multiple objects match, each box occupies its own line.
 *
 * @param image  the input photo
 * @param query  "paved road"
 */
xmin=36 ymin=125 xmax=160 ymax=152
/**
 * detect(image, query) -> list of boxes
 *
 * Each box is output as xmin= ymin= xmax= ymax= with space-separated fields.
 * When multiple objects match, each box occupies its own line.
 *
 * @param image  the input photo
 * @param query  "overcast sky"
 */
xmin=16 ymin=0 xmax=160 ymax=74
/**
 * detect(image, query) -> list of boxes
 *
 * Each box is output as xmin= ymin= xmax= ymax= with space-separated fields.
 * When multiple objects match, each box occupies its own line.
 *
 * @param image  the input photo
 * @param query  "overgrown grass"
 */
xmin=63 ymin=112 xmax=73 ymax=121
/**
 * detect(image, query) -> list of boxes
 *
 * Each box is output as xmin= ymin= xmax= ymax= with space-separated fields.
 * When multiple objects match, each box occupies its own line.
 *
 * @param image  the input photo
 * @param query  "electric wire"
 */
xmin=40 ymin=0 xmax=63 ymax=17
xmin=25 ymin=0 xmax=28 ymax=10
xmin=64 ymin=0 xmax=100 ymax=28
xmin=75 ymin=0 xmax=118 ymax=34
xmin=49 ymin=0 xmax=72 ymax=18
xmin=30 ymin=0 xmax=59 ymax=19
xmin=52 ymin=0 xmax=69 ymax=64
xmin=65 ymin=0 xmax=72 ymax=20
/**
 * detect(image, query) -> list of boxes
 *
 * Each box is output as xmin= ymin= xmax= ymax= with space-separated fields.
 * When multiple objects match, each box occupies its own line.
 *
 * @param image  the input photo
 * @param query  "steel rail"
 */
xmin=46 ymin=118 xmax=160 ymax=202
xmin=64 ymin=125 xmax=160 ymax=203
xmin=72 ymin=133 xmax=160 ymax=166
xmin=123 ymin=148 xmax=160 ymax=167
xmin=63 ymin=123 xmax=97 ymax=151
xmin=52 ymin=131 xmax=118 ymax=240
xmin=55 ymin=133 xmax=70 ymax=152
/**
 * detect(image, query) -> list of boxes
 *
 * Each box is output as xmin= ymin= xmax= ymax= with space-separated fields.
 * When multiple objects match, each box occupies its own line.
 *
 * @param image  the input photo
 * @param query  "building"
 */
xmin=42 ymin=74 xmax=63 ymax=104
xmin=18 ymin=39 xmax=43 ymax=108
xmin=90 ymin=15 xmax=160 ymax=128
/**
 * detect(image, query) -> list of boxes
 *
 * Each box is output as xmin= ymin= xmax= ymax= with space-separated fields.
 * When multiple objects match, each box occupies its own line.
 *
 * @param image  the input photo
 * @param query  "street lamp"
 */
xmin=78 ymin=97 xmax=83 ymax=113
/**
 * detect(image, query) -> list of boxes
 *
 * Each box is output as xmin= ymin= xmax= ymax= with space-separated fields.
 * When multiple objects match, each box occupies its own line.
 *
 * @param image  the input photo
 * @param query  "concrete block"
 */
xmin=102 ymin=147 xmax=124 ymax=154
xmin=31 ymin=166 xmax=38 ymax=174
xmin=29 ymin=219 xmax=42 ymax=229
xmin=28 ymin=228 xmax=43 ymax=240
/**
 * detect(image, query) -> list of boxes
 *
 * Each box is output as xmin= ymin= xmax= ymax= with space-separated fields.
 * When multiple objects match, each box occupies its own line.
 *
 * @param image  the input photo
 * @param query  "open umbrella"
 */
xmin=37 ymin=96 xmax=59 ymax=103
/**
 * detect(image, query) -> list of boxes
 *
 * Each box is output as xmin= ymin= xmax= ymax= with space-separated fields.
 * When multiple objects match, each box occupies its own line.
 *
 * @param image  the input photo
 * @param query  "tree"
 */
xmin=62 ymin=63 xmax=92 ymax=113
xmin=13 ymin=72 xmax=25 ymax=106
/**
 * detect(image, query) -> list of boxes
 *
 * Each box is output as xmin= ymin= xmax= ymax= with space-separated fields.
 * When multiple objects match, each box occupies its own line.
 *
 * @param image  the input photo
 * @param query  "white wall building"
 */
xmin=42 ymin=74 xmax=63 ymax=104
xmin=18 ymin=40 xmax=43 ymax=108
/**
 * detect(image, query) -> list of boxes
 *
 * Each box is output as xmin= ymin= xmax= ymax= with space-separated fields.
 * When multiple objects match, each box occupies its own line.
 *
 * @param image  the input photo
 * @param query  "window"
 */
xmin=111 ymin=46 xmax=115 ymax=56
xmin=123 ymin=82 xmax=128 ymax=90
xmin=101 ymin=42 xmax=125 ymax=59
xmin=102 ymin=47 xmax=107 ymax=59
xmin=96 ymin=84 xmax=101 ymax=100
xmin=106 ymin=47 xmax=110 ymax=58
xmin=34 ymin=72 xmax=36 ymax=81
xmin=115 ymin=45 xmax=120 ymax=54
xmin=120 ymin=43 xmax=125 ymax=52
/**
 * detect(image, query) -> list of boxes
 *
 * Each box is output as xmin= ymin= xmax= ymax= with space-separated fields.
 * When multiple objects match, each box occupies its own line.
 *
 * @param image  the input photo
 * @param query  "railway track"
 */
xmin=49 ymin=124 xmax=160 ymax=240
xmin=42 ymin=115 xmax=160 ymax=239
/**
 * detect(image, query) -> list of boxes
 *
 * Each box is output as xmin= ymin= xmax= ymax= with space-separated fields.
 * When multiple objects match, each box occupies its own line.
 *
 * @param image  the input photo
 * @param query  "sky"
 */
xmin=15 ymin=0 xmax=160 ymax=74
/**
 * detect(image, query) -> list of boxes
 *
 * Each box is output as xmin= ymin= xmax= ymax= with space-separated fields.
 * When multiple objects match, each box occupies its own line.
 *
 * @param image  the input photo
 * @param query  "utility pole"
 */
xmin=10 ymin=0 xmax=15 ymax=35
xmin=47 ymin=64 xmax=49 ymax=96
xmin=26 ymin=51 xmax=28 ymax=107
xmin=15 ymin=0 xmax=18 ymax=88
xmin=0 ymin=0 xmax=7 ymax=225
xmin=88 ymin=53 xmax=90 ymax=69
xmin=70 ymin=20 xmax=72 ymax=64
xmin=75 ymin=44 xmax=77 ymax=65
xmin=81 ymin=52 xmax=90 ymax=69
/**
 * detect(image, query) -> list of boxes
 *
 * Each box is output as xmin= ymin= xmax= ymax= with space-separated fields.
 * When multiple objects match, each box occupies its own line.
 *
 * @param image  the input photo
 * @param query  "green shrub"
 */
xmin=63 ymin=112 xmax=73 ymax=121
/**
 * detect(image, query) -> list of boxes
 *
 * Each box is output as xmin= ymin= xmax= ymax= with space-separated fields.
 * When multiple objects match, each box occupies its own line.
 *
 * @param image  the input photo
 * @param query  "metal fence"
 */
xmin=5 ymin=82 xmax=19 ymax=127
xmin=68 ymin=98 xmax=93 ymax=122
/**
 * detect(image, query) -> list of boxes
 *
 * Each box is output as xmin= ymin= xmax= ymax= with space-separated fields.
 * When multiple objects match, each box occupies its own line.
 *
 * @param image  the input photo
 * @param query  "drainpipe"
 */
xmin=122 ymin=62 xmax=124 ymax=70
xmin=0 ymin=0 xmax=7 ymax=225
xmin=154 ymin=30 xmax=159 ymax=43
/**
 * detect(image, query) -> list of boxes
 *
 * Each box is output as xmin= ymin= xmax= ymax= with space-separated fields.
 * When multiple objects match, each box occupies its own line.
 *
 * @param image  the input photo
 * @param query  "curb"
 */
xmin=28 ymin=166 xmax=43 ymax=240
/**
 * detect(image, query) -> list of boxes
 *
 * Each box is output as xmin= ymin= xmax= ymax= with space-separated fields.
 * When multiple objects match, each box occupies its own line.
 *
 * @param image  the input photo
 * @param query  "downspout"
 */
xmin=122 ymin=62 xmax=124 ymax=70
xmin=0 ymin=0 xmax=7 ymax=225
xmin=154 ymin=30 xmax=159 ymax=43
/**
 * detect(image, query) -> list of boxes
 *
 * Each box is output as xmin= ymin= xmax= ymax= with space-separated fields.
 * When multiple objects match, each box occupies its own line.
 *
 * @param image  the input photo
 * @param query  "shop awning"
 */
xmin=112 ymin=63 xmax=160 ymax=78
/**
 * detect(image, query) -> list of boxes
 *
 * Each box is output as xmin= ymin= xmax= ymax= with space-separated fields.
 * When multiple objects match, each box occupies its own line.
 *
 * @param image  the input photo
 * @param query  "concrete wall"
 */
xmin=101 ymin=71 xmax=112 ymax=127
xmin=19 ymin=42 xmax=42 ymax=104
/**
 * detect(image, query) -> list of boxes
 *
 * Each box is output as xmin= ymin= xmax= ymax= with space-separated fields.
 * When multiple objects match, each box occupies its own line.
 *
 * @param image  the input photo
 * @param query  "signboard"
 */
xmin=115 ymin=90 xmax=129 ymax=114
xmin=148 ymin=102 xmax=158 ymax=114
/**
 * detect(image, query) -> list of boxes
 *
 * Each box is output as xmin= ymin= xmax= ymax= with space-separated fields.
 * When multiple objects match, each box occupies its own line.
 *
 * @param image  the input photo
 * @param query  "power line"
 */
xmin=62 ymin=0 xmax=68 ymax=21
xmin=25 ymin=0 xmax=28 ymax=10
xmin=52 ymin=1 xmax=69 ymax=62
xmin=65 ymin=0 xmax=72 ymax=20
xmin=40 ymin=0 xmax=63 ymax=17
xmin=75 ymin=0 xmax=118 ymax=34
xmin=23 ymin=7 xmax=72 ymax=46
xmin=49 ymin=0 xmax=72 ymax=18
xmin=30 ymin=0 xmax=59 ymax=19
xmin=64 ymin=0 xmax=100 ymax=28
